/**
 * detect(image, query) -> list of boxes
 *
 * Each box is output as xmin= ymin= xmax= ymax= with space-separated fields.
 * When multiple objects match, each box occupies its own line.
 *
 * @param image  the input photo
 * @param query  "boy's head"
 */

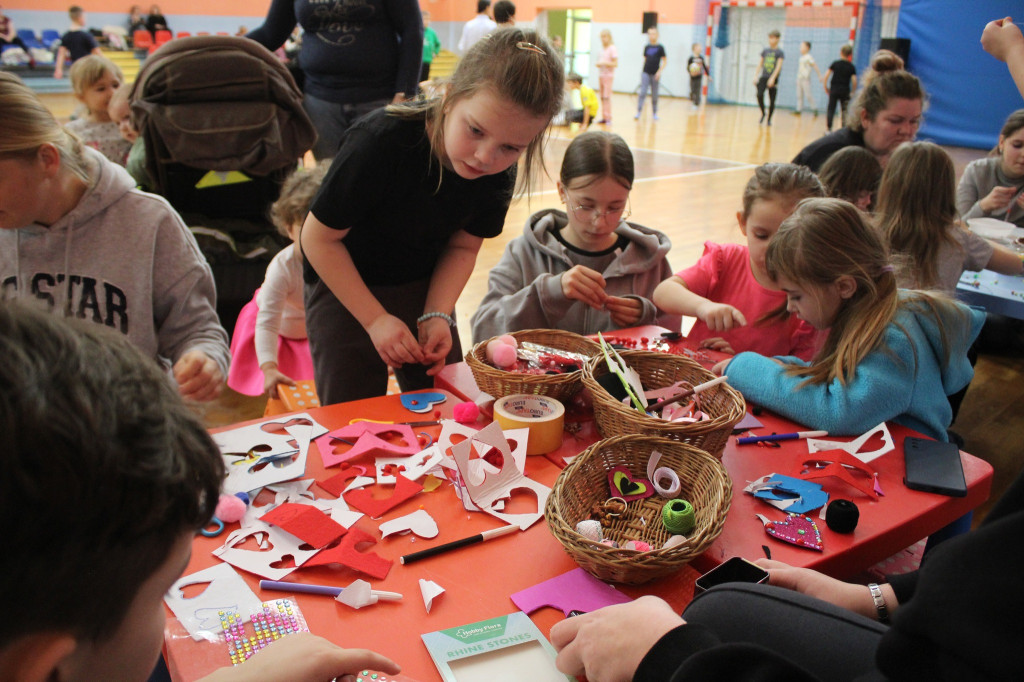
xmin=841 ymin=44 xmax=853 ymax=58
xmin=692 ymin=42 xmax=701 ymax=54
xmin=476 ymin=0 xmax=491 ymax=15
xmin=768 ymin=29 xmax=780 ymax=45
xmin=108 ymin=84 xmax=137 ymax=143
xmin=422 ymin=10 xmax=430 ymax=26
xmin=566 ymin=72 xmax=583 ymax=88
xmin=69 ymin=54 xmax=123 ymax=118
xmin=68 ymin=5 xmax=85 ymax=25
xmin=0 ymin=304 xmax=224 ymax=681
xmin=647 ymin=26 xmax=659 ymax=43
xmin=493 ymin=0 xmax=515 ymax=25
xmin=271 ymin=163 xmax=330 ymax=240
xmin=801 ymin=40 xmax=811 ymax=53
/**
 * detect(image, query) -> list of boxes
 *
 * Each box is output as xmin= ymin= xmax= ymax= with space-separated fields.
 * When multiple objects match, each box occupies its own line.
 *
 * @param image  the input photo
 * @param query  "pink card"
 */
xmin=511 ymin=568 xmax=632 ymax=616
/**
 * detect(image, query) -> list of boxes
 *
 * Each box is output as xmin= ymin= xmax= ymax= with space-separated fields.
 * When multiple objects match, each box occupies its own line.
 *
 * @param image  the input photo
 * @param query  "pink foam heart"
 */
xmin=759 ymin=513 xmax=823 ymax=551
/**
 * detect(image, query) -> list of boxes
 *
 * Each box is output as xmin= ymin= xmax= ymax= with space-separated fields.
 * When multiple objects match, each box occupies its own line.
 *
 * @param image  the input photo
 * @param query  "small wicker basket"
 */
xmin=545 ymin=434 xmax=732 ymax=584
xmin=582 ymin=349 xmax=746 ymax=459
xmin=466 ymin=329 xmax=601 ymax=401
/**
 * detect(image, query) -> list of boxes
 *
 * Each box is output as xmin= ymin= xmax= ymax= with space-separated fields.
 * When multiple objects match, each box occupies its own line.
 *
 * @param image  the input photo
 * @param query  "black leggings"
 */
xmin=756 ymin=76 xmax=778 ymax=120
xmin=827 ymin=91 xmax=851 ymax=130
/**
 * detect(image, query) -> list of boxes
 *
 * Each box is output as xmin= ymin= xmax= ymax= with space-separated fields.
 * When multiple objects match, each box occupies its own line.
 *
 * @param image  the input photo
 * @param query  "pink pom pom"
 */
xmin=497 ymin=334 xmax=517 ymax=348
xmin=486 ymin=339 xmax=518 ymax=368
xmin=215 ymin=494 xmax=247 ymax=523
xmin=453 ymin=401 xmax=480 ymax=424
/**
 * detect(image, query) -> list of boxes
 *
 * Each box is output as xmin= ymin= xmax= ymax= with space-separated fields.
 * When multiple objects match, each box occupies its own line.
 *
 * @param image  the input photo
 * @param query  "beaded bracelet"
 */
xmin=417 ymin=312 xmax=456 ymax=327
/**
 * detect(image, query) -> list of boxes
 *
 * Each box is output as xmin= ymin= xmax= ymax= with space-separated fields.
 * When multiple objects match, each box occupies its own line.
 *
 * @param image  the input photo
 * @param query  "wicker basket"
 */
xmin=582 ymin=349 xmax=746 ymax=459
xmin=545 ymin=434 xmax=732 ymax=584
xmin=466 ymin=329 xmax=601 ymax=401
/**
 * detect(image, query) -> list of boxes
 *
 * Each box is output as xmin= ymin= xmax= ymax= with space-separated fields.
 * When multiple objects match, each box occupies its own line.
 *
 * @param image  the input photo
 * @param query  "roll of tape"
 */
xmin=662 ymin=499 xmax=696 ymax=535
xmin=493 ymin=394 xmax=565 ymax=455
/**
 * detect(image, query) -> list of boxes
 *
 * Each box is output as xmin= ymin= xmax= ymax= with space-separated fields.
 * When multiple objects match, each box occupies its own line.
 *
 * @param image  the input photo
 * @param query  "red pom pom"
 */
xmin=215 ymin=494 xmax=247 ymax=523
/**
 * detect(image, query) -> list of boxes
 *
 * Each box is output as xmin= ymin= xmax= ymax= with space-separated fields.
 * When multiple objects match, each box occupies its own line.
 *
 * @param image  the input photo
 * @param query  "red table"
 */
xmin=167 ymin=380 xmax=992 ymax=681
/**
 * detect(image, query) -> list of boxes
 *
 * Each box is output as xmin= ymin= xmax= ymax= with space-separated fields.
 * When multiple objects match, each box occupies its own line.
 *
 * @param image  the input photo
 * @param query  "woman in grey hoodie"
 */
xmin=0 ymin=72 xmax=229 ymax=401
xmin=471 ymin=131 xmax=679 ymax=343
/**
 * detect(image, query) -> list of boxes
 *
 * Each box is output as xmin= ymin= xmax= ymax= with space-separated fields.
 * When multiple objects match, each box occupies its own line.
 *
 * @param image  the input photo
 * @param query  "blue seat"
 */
xmin=17 ymin=29 xmax=44 ymax=50
xmin=41 ymin=29 xmax=61 ymax=50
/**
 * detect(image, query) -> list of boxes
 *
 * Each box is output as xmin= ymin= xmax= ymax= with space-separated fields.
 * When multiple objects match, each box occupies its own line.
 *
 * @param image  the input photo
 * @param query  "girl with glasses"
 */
xmin=653 ymin=163 xmax=824 ymax=359
xmin=471 ymin=130 xmax=679 ymax=342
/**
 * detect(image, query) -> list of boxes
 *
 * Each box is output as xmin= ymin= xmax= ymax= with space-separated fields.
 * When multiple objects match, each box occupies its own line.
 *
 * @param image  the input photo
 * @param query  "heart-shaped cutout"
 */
xmin=177 ymin=580 xmax=212 ymax=600
xmin=500 ymin=486 xmax=540 ymax=515
xmin=607 ymin=466 xmax=654 ymax=501
xmin=401 ymin=391 xmax=446 ymax=413
xmin=759 ymin=513 xmax=823 ymax=551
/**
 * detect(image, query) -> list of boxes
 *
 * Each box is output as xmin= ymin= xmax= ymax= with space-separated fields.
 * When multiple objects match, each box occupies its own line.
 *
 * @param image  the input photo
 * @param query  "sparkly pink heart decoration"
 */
xmin=756 ymin=513 xmax=823 ymax=551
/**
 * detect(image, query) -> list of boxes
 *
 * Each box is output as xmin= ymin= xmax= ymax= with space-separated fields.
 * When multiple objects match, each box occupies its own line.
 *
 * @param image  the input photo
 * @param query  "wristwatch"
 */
xmin=868 ymin=583 xmax=890 ymax=624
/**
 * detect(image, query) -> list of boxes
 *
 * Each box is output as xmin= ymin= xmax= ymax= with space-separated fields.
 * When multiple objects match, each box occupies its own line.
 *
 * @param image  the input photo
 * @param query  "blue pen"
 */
xmin=736 ymin=430 xmax=828 ymax=445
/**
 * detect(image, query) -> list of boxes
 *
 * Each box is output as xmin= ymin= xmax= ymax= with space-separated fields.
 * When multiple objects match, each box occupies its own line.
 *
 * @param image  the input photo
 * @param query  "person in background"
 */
xmin=687 ymin=43 xmax=710 ymax=109
xmin=817 ymin=145 xmax=882 ymax=213
xmin=493 ymin=0 xmax=515 ymax=26
xmin=0 ymin=3 xmax=36 ymax=68
xmin=754 ymin=29 xmax=784 ymax=126
xmin=566 ymin=72 xmax=599 ymax=128
xmin=458 ymin=0 xmax=495 ymax=55
xmin=107 ymin=84 xmax=150 ymax=188
xmin=595 ymin=29 xmax=617 ymax=123
xmin=144 ymin=3 xmax=168 ymax=38
xmin=247 ymin=0 xmax=424 ymax=160
xmin=420 ymin=10 xmax=441 ymax=83
xmin=65 ymin=55 xmax=131 ymax=165
xmin=823 ymin=44 xmax=857 ymax=131
xmin=794 ymin=40 xmax=822 ymax=116
xmin=0 ymin=303 xmax=402 ymax=682
xmin=471 ymin=131 xmax=679 ymax=341
xmin=636 ymin=26 xmax=666 ymax=121
xmin=126 ymin=4 xmax=146 ymax=42
xmin=53 ymin=5 xmax=102 ymax=79
xmin=957 ymin=108 xmax=1024 ymax=227
xmin=792 ymin=61 xmax=923 ymax=172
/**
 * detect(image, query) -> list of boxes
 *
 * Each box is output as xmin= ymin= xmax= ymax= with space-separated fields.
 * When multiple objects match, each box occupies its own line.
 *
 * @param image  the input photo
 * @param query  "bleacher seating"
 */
xmin=154 ymin=29 xmax=172 ymax=48
xmin=17 ymin=29 xmax=44 ymax=50
xmin=41 ymin=29 xmax=60 ymax=50
xmin=132 ymin=29 xmax=153 ymax=52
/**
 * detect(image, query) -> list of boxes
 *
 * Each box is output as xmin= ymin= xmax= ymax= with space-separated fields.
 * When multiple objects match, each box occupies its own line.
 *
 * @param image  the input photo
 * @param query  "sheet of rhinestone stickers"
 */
xmin=220 ymin=598 xmax=309 ymax=665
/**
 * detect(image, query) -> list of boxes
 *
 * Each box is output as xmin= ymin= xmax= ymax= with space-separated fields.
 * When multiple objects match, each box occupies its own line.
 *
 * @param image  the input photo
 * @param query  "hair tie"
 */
xmin=880 ymin=265 xmax=895 ymax=274
xmin=516 ymin=41 xmax=546 ymax=55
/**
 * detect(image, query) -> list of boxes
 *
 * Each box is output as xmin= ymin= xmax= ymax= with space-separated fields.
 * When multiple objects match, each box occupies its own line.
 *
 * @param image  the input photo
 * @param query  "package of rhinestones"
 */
xmin=220 ymin=598 xmax=309 ymax=665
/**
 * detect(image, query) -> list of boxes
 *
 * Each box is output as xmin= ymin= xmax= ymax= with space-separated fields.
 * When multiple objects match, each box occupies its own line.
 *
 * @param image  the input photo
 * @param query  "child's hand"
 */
xmin=260 ymin=362 xmax=297 ymax=398
xmin=561 ymin=265 xmax=608 ymax=310
xmin=699 ymin=337 xmax=735 ymax=354
xmin=367 ymin=314 xmax=425 ymax=368
xmin=711 ymin=358 xmax=730 ymax=376
xmin=982 ymin=16 xmax=1024 ymax=62
xmin=695 ymin=301 xmax=746 ymax=332
xmin=979 ymin=185 xmax=1019 ymax=213
xmin=418 ymin=317 xmax=453 ymax=376
xmin=173 ymin=349 xmax=224 ymax=402
xmin=605 ymin=295 xmax=643 ymax=328
xmin=198 ymin=633 xmax=400 ymax=682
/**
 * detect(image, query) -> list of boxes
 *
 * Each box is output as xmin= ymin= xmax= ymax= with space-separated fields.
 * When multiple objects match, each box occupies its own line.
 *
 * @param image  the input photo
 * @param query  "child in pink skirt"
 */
xmin=227 ymin=164 xmax=327 ymax=396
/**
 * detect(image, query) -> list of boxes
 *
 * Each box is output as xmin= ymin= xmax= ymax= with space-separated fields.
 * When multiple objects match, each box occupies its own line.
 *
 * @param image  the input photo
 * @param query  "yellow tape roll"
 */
xmin=493 ymin=394 xmax=565 ymax=455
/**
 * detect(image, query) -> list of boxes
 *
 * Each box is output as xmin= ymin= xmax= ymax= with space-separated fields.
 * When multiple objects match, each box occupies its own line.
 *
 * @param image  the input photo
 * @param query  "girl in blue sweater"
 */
xmin=715 ymin=198 xmax=984 ymax=442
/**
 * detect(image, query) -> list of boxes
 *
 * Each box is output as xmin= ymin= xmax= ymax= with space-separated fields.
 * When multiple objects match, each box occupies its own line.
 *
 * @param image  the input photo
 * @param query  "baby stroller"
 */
xmin=129 ymin=35 xmax=317 ymax=333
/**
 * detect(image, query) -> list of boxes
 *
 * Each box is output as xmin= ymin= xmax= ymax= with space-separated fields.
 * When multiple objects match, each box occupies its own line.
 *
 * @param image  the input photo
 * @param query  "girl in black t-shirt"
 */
xmin=300 ymin=28 xmax=565 ymax=404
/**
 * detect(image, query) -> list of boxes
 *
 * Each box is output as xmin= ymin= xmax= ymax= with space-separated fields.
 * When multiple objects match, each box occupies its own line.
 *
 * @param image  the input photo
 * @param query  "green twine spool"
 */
xmin=662 ymin=499 xmax=696 ymax=535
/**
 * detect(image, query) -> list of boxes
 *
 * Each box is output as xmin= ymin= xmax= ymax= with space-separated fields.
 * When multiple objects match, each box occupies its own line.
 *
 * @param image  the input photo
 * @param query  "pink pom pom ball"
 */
xmin=215 ymin=494 xmax=247 ymax=523
xmin=453 ymin=401 xmax=480 ymax=424
xmin=486 ymin=338 xmax=518 ymax=368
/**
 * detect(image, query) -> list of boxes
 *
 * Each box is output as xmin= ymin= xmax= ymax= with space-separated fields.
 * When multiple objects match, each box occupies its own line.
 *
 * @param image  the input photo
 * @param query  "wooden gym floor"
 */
xmin=38 ymin=91 xmax=1024 ymax=520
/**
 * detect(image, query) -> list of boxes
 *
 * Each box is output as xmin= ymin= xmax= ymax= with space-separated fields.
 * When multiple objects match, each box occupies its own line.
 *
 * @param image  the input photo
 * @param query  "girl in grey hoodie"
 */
xmin=0 ymin=72 xmax=229 ymax=401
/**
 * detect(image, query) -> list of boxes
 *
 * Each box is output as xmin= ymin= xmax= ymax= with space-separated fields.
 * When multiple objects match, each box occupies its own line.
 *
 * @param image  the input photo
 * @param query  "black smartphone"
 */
xmin=694 ymin=556 xmax=769 ymax=596
xmin=903 ymin=436 xmax=967 ymax=497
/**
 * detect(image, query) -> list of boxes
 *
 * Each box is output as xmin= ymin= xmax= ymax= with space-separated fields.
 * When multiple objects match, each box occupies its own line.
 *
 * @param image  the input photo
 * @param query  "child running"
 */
xmin=716 ymin=198 xmax=984 ymax=442
xmin=65 ymin=54 xmax=131 ymax=165
xmin=228 ymin=164 xmax=328 ymax=397
xmin=877 ymin=141 xmax=1023 ymax=295
xmin=653 ymin=163 xmax=824 ymax=359
xmin=301 ymin=28 xmax=564 ymax=404
xmin=471 ymin=130 xmax=680 ymax=342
